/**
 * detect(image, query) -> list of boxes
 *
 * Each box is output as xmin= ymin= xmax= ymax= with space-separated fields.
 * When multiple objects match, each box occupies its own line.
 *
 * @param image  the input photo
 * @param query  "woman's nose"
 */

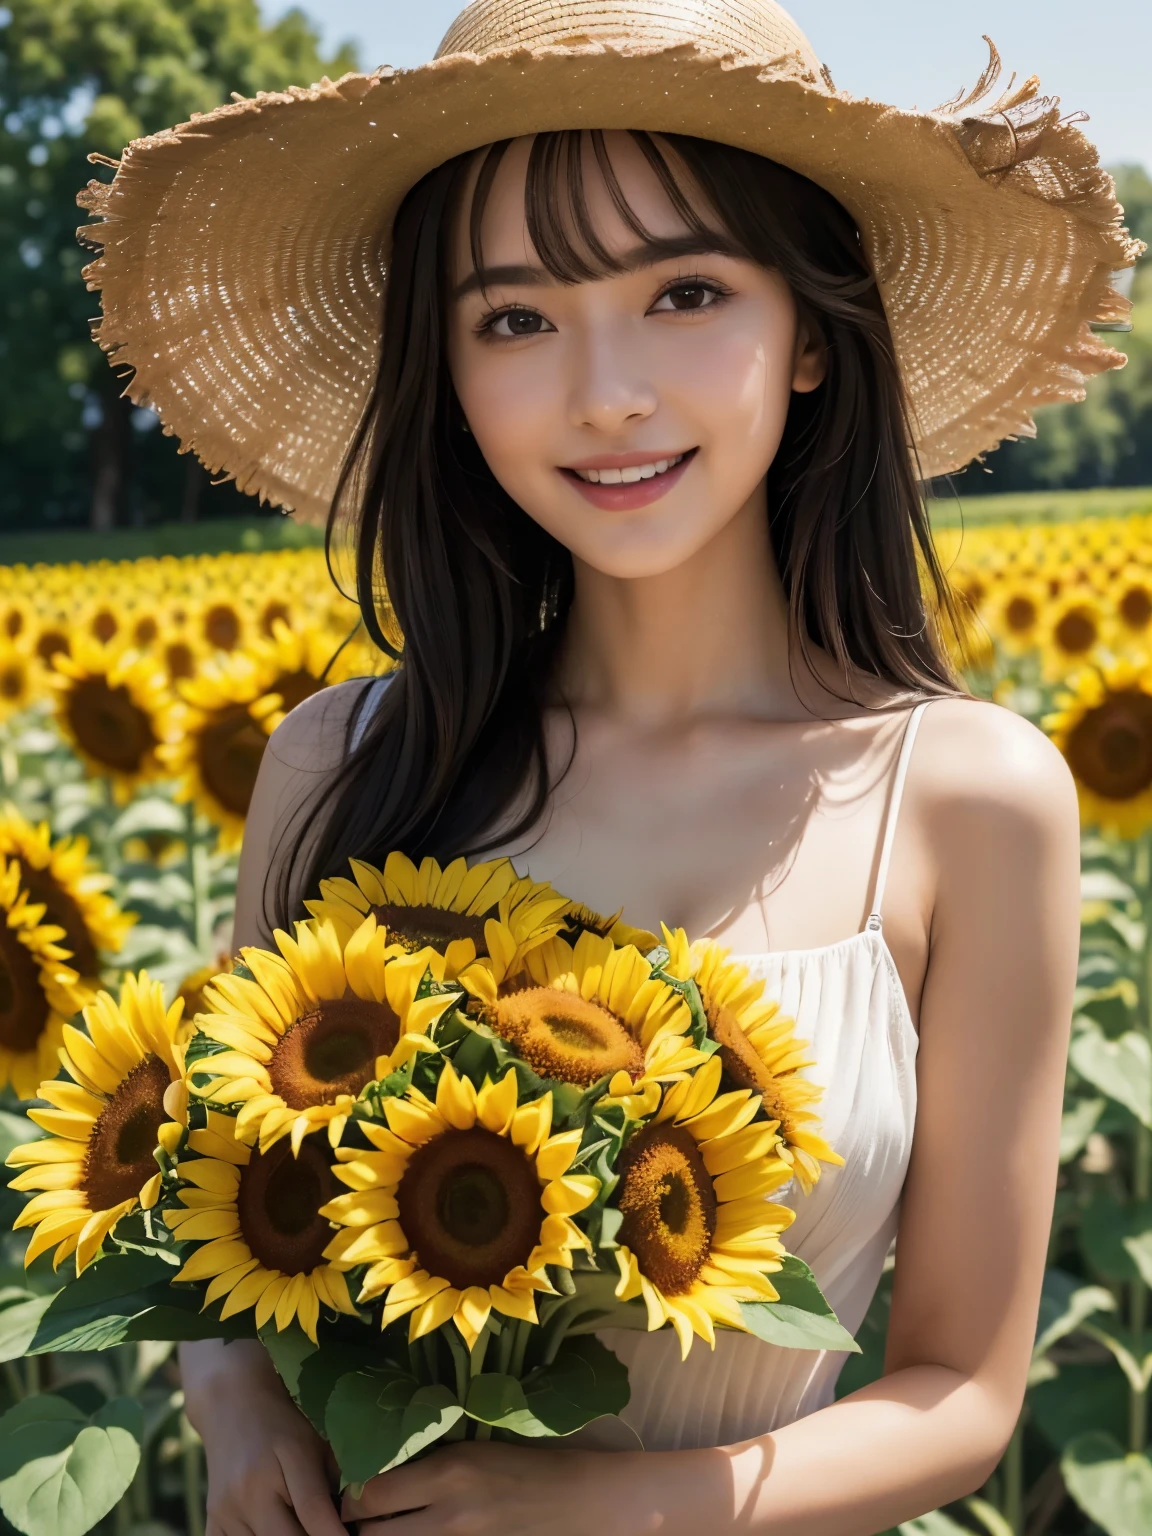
xmin=566 ymin=328 xmax=657 ymax=433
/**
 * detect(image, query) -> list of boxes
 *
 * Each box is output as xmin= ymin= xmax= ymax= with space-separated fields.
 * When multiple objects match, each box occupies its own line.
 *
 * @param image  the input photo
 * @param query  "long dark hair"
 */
xmin=268 ymin=129 xmax=963 ymax=933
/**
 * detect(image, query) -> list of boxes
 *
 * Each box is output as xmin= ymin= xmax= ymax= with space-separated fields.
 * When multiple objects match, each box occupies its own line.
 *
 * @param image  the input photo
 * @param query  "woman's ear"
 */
xmin=791 ymin=317 xmax=828 ymax=395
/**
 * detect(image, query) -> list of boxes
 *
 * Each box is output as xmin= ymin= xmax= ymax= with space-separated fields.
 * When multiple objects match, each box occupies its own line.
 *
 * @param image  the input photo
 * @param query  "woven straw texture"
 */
xmin=77 ymin=0 xmax=1142 ymax=525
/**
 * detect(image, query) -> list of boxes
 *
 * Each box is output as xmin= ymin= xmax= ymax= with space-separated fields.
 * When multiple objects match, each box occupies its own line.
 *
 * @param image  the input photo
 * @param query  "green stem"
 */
xmin=187 ymin=805 xmax=212 ymax=955
xmin=23 ymin=1355 xmax=39 ymax=1397
xmin=493 ymin=1320 xmax=515 ymax=1377
xmin=421 ymin=1332 xmax=441 ymax=1387
xmin=2 ymin=1360 xmax=25 ymax=1402
xmin=181 ymin=1412 xmax=205 ymax=1536
xmin=1002 ymin=1406 xmax=1025 ymax=1534
xmin=507 ymin=1318 xmax=532 ymax=1381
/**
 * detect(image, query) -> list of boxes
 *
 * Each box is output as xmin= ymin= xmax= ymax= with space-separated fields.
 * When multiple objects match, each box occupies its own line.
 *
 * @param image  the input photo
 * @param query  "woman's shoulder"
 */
xmin=911 ymin=696 xmax=1079 ymax=880
xmin=264 ymin=674 xmax=390 ymax=776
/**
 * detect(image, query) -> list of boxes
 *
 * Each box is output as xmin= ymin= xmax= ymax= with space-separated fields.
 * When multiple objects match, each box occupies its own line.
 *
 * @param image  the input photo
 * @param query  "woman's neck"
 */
xmin=557 ymin=486 xmax=853 ymax=723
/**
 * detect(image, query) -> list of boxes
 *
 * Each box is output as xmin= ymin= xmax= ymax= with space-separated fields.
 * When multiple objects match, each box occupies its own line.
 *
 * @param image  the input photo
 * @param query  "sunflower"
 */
xmin=165 ymin=1111 xmax=356 ymax=1344
xmin=0 ymin=639 xmax=35 ymax=719
xmin=461 ymin=928 xmax=706 ymax=1087
xmin=48 ymin=635 xmax=179 ymax=803
xmin=1045 ymin=659 xmax=1152 ymax=836
xmin=176 ymin=950 xmax=233 ymax=1022
xmin=6 ymin=972 xmax=187 ymax=1272
xmin=125 ymin=603 xmax=163 ymax=653
xmin=0 ymin=595 xmax=32 ymax=644
xmin=160 ymin=652 xmax=278 ymax=850
xmin=609 ymin=1055 xmax=796 ymax=1358
xmin=321 ymin=1062 xmax=598 ymax=1349
xmin=32 ymin=619 xmax=71 ymax=677
xmin=986 ymin=579 xmax=1047 ymax=656
xmin=304 ymin=852 xmax=569 ymax=978
xmin=556 ymin=901 xmax=660 ymax=954
xmin=246 ymin=621 xmax=358 ymax=735
xmin=196 ymin=596 xmax=247 ymax=653
xmin=187 ymin=915 xmax=458 ymax=1153
xmin=1112 ymin=567 xmax=1152 ymax=645
xmin=0 ymin=806 xmax=135 ymax=987
xmin=661 ymin=930 xmax=844 ymax=1194
xmin=1040 ymin=593 xmax=1105 ymax=682
xmin=0 ymin=855 xmax=88 ymax=1099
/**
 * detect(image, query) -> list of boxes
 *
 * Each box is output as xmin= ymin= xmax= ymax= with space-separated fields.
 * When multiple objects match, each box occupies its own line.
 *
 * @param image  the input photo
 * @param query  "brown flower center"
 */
xmin=0 ymin=662 xmax=26 ymax=701
xmin=36 ymin=629 xmax=69 ymax=666
xmin=371 ymin=903 xmax=489 ymax=956
xmin=164 ymin=641 xmax=195 ymax=681
xmin=90 ymin=608 xmax=118 ymax=644
xmin=237 ymin=1135 xmax=336 ymax=1275
xmin=3 ymin=608 xmax=23 ymax=639
xmin=133 ymin=614 xmax=159 ymax=647
xmin=203 ymin=604 xmax=241 ymax=651
xmin=15 ymin=863 xmax=98 ymax=976
xmin=197 ymin=705 xmax=267 ymax=817
xmin=1066 ymin=691 xmax=1152 ymax=802
xmin=267 ymin=670 xmax=323 ymax=717
xmin=616 ymin=1124 xmax=716 ymax=1296
xmin=268 ymin=996 xmax=400 ymax=1108
xmin=488 ymin=987 xmax=643 ymax=1086
xmin=397 ymin=1126 xmax=542 ymax=1290
xmin=1054 ymin=607 xmax=1098 ymax=656
xmin=705 ymin=1001 xmax=789 ymax=1123
xmin=66 ymin=677 xmax=157 ymax=774
xmin=83 ymin=1053 xmax=170 ymax=1212
xmin=1005 ymin=595 xmax=1038 ymax=634
xmin=1120 ymin=586 xmax=1152 ymax=632
xmin=261 ymin=601 xmax=292 ymax=636
xmin=0 ymin=926 xmax=50 ymax=1053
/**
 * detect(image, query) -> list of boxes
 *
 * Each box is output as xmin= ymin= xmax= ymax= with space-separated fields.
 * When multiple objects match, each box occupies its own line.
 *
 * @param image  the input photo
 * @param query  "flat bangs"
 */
xmin=464 ymin=129 xmax=735 ymax=289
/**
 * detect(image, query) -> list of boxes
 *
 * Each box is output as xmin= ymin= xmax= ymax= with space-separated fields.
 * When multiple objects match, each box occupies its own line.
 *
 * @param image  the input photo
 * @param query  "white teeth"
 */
xmin=572 ymin=452 xmax=685 ymax=484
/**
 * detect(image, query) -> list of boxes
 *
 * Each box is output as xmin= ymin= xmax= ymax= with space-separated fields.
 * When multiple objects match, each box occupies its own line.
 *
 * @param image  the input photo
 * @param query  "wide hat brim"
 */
xmin=77 ymin=39 xmax=1140 ymax=525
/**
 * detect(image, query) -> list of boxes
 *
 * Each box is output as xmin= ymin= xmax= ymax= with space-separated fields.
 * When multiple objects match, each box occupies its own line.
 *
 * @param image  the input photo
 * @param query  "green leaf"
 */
xmin=258 ymin=1321 xmax=317 ymax=1402
xmin=737 ymin=1297 xmax=861 ymax=1353
xmin=735 ymin=1255 xmax=861 ymax=1353
xmin=1081 ymin=1192 xmax=1152 ymax=1285
xmin=1060 ymin=1094 xmax=1105 ymax=1161
xmin=109 ymin=799 xmax=189 ymax=840
xmin=897 ymin=1514 xmax=971 ymax=1535
xmin=295 ymin=1345 xmax=366 ymax=1435
xmin=1033 ymin=1267 xmax=1116 ymax=1363
xmin=26 ymin=1254 xmax=187 ymax=1354
xmin=462 ymin=1373 xmax=542 ymax=1436
xmin=0 ymin=1293 xmax=55 ymax=1364
xmin=325 ymin=1369 xmax=461 ymax=1487
xmin=1081 ymin=871 xmax=1138 ymax=905
xmin=1070 ymin=1023 xmax=1152 ymax=1128
xmin=0 ymin=1394 xmax=142 ymax=1536
xmin=1030 ymin=1361 xmax=1129 ymax=1451
xmin=1062 ymin=1432 xmax=1152 ymax=1536
xmin=520 ymin=1336 xmax=630 ymax=1435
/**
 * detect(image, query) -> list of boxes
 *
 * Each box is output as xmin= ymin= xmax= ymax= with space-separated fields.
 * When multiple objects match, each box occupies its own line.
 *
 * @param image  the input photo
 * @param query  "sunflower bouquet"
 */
xmin=6 ymin=852 xmax=854 ymax=1490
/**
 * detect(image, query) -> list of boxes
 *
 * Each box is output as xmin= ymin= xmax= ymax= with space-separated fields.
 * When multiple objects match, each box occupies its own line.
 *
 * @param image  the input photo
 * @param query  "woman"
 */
xmin=80 ymin=1 xmax=1136 ymax=1532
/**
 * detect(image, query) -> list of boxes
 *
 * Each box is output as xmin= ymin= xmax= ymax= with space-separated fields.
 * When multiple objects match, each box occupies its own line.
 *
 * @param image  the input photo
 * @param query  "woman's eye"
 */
xmin=652 ymin=282 xmax=728 ymax=313
xmin=484 ymin=308 xmax=553 ymax=338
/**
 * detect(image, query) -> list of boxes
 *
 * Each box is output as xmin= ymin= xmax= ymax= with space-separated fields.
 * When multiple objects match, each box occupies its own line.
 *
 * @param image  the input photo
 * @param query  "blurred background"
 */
xmin=1 ymin=5 xmax=1151 ymax=1536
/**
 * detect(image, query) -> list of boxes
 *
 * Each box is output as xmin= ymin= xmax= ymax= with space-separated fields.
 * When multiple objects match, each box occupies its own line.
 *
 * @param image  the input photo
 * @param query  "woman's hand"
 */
xmin=344 ymin=1442 xmax=611 ymax=1536
xmin=180 ymin=1339 xmax=346 ymax=1536
xmin=342 ymin=1440 xmax=732 ymax=1536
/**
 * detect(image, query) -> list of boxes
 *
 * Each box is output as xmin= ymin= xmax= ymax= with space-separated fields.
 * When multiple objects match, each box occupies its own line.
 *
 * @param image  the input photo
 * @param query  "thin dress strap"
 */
xmin=864 ymin=701 xmax=930 ymax=933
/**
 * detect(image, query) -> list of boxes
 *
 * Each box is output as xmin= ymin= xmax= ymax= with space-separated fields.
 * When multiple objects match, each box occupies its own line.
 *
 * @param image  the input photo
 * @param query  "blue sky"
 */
xmin=262 ymin=0 xmax=1149 ymax=170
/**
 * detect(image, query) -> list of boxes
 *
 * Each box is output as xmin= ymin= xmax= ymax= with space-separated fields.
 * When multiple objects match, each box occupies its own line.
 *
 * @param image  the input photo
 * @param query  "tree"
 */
xmin=952 ymin=164 xmax=1152 ymax=496
xmin=0 ymin=1 xmax=358 ymax=532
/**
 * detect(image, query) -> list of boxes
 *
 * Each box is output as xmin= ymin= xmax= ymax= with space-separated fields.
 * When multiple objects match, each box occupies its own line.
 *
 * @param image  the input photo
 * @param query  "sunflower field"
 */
xmin=2 ymin=514 xmax=1152 ymax=1536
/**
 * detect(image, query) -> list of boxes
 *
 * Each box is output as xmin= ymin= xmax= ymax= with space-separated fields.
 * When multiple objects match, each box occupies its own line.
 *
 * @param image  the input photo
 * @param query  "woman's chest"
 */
xmin=490 ymin=714 xmax=901 ymax=950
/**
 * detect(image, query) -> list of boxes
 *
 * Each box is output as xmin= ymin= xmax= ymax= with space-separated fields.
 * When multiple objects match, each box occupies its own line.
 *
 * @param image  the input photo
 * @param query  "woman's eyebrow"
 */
xmin=450 ymin=233 xmax=737 ymax=301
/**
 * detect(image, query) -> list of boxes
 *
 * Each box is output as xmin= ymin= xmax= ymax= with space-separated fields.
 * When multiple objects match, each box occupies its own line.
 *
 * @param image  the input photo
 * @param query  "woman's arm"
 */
xmin=180 ymin=679 xmax=376 ymax=1536
xmin=344 ymin=700 xmax=1082 ymax=1536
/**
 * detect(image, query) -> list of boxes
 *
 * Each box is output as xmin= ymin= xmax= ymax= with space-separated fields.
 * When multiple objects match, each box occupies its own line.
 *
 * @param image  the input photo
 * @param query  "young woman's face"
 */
xmin=446 ymin=132 xmax=825 ymax=581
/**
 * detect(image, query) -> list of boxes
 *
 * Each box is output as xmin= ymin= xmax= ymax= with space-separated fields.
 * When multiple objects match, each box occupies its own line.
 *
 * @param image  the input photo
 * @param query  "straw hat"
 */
xmin=77 ymin=0 xmax=1142 ymax=526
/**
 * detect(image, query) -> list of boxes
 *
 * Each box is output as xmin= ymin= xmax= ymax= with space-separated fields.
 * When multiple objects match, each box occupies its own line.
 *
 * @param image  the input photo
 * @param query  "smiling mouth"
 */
xmin=563 ymin=450 xmax=696 ymax=485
